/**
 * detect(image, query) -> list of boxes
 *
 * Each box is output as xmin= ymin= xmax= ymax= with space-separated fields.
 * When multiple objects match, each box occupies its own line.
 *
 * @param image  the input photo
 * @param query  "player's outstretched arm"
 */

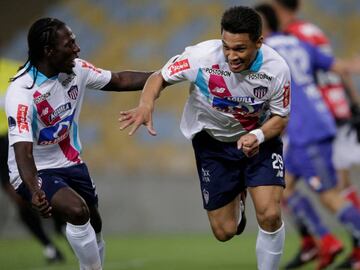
xmin=101 ymin=71 xmax=154 ymax=92
xmin=13 ymin=142 xmax=52 ymax=218
xmin=119 ymin=71 xmax=167 ymax=136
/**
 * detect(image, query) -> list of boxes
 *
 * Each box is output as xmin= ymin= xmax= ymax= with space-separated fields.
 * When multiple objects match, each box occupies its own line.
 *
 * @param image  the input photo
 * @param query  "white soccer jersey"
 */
xmin=161 ymin=40 xmax=291 ymax=142
xmin=5 ymin=59 xmax=111 ymax=189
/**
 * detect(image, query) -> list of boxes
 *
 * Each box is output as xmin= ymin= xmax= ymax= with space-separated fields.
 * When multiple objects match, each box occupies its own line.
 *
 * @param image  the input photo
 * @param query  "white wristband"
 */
xmin=249 ymin=129 xmax=265 ymax=144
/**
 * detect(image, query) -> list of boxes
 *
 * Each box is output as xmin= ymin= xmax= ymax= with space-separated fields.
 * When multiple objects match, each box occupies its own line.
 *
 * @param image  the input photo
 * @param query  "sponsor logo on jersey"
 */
xmin=253 ymin=86 xmax=268 ymax=99
xmin=168 ymin=59 xmax=190 ymax=76
xmin=283 ymin=82 xmax=290 ymax=107
xmin=48 ymin=103 xmax=71 ymax=123
xmin=34 ymin=92 xmax=51 ymax=105
xmin=226 ymin=96 xmax=255 ymax=103
xmin=204 ymin=68 xmax=231 ymax=77
xmin=212 ymin=96 xmax=263 ymax=116
xmin=8 ymin=116 xmax=16 ymax=131
xmin=61 ymin=73 xmax=76 ymax=86
xmin=16 ymin=104 xmax=29 ymax=133
xmin=38 ymin=114 xmax=74 ymax=145
xmin=248 ymin=73 xmax=273 ymax=81
xmin=67 ymin=85 xmax=78 ymax=100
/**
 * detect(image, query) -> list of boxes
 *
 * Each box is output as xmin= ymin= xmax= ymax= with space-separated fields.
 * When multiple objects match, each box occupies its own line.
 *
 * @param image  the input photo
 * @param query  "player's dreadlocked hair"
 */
xmin=273 ymin=0 xmax=300 ymax=12
xmin=10 ymin=17 xmax=65 ymax=89
xmin=221 ymin=6 xmax=262 ymax=42
xmin=255 ymin=3 xmax=279 ymax=33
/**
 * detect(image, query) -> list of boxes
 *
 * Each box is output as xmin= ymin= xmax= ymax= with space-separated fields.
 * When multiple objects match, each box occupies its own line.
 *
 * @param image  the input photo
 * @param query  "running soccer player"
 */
xmin=120 ymin=6 xmax=290 ymax=270
xmin=271 ymin=0 xmax=360 ymax=268
xmin=5 ymin=18 xmax=152 ymax=270
xmin=256 ymin=3 xmax=360 ymax=269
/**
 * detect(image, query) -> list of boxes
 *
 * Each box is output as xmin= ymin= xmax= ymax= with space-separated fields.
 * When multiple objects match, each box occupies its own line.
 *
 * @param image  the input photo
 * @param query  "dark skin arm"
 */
xmin=101 ymin=71 xmax=154 ymax=92
xmin=14 ymin=142 xmax=52 ymax=218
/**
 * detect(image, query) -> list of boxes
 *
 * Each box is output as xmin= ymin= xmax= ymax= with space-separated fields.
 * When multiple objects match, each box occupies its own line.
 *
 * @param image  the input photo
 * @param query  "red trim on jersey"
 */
xmin=59 ymin=137 xmax=81 ymax=164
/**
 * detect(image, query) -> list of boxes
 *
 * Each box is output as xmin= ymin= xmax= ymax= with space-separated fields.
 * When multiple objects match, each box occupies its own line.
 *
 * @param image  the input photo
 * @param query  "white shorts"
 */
xmin=333 ymin=124 xmax=360 ymax=169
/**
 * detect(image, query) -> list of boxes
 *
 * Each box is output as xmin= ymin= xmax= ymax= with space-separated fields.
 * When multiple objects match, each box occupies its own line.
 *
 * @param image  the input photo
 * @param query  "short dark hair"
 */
xmin=10 ymin=17 xmax=66 ymax=88
xmin=221 ymin=6 xmax=262 ymax=42
xmin=273 ymin=0 xmax=299 ymax=12
xmin=255 ymin=4 xmax=279 ymax=33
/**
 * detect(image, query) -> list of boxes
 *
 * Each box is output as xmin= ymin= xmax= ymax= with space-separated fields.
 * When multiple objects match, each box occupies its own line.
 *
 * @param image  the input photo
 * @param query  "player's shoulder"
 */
xmin=261 ymin=44 xmax=290 ymax=78
xmin=184 ymin=39 xmax=223 ymax=60
xmin=286 ymin=20 xmax=329 ymax=46
xmin=73 ymin=58 xmax=106 ymax=76
xmin=6 ymin=69 xmax=36 ymax=97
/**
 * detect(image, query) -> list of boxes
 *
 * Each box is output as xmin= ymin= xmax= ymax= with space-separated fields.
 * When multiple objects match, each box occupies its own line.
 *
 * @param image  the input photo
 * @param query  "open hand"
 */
xmin=119 ymin=105 xmax=157 ymax=136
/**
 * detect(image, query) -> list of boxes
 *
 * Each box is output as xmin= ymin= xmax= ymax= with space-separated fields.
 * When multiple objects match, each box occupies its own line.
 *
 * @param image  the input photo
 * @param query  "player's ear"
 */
xmin=44 ymin=45 xmax=53 ymax=57
xmin=256 ymin=36 xmax=263 ymax=49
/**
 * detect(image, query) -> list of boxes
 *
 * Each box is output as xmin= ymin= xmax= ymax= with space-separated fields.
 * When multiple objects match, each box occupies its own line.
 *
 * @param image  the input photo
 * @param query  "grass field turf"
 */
xmin=0 ymin=231 xmax=351 ymax=270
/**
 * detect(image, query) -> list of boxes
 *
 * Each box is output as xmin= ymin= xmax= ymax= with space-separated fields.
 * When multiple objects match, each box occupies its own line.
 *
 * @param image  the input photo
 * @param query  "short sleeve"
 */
xmin=161 ymin=45 xmax=200 ymax=84
xmin=76 ymin=59 xmax=111 ymax=89
xmin=269 ymin=64 xmax=291 ymax=117
xmin=5 ymin=85 xmax=34 ymax=145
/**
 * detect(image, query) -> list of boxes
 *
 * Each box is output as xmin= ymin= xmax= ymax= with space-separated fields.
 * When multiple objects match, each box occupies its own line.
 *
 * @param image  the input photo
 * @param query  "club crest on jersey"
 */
xmin=253 ymin=86 xmax=268 ymax=99
xmin=67 ymin=85 xmax=78 ymax=100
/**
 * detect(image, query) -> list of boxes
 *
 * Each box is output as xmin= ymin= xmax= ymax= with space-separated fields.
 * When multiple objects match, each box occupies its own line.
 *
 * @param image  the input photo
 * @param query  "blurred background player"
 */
xmin=256 ymin=3 xmax=360 ymax=270
xmin=0 ymin=57 xmax=65 ymax=263
xmin=271 ymin=0 xmax=360 ymax=268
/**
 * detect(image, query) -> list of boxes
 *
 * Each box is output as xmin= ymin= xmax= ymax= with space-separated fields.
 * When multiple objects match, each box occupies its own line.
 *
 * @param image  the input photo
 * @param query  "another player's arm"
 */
xmin=119 ymin=71 xmax=170 ymax=135
xmin=101 ymin=71 xmax=154 ymax=92
xmin=13 ymin=142 xmax=52 ymax=217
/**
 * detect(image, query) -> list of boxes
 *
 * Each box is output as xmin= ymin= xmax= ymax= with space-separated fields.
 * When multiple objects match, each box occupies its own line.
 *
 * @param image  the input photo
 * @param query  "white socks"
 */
xmin=66 ymin=221 xmax=102 ymax=270
xmin=256 ymin=222 xmax=285 ymax=270
xmin=96 ymin=232 xmax=105 ymax=266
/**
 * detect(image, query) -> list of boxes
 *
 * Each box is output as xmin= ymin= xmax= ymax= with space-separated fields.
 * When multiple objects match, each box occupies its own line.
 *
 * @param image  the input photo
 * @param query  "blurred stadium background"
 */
xmin=1 ymin=0 xmax=360 ymax=269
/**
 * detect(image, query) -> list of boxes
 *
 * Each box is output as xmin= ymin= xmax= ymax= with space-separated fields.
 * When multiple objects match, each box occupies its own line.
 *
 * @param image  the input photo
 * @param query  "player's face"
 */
xmin=48 ymin=25 xmax=80 ymax=74
xmin=222 ymin=31 xmax=263 ymax=73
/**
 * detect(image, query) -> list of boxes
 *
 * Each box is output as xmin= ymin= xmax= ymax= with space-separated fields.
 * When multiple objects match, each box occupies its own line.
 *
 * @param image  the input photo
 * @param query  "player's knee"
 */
xmin=211 ymin=221 xmax=237 ymax=242
xmin=67 ymin=202 xmax=90 ymax=225
xmin=256 ymin=209 xmax=281 ymax=232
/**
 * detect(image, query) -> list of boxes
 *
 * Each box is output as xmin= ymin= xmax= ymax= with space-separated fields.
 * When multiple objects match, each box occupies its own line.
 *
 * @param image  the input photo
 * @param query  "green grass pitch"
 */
xmin=0 ymin=231 xmax=352 ymax=270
